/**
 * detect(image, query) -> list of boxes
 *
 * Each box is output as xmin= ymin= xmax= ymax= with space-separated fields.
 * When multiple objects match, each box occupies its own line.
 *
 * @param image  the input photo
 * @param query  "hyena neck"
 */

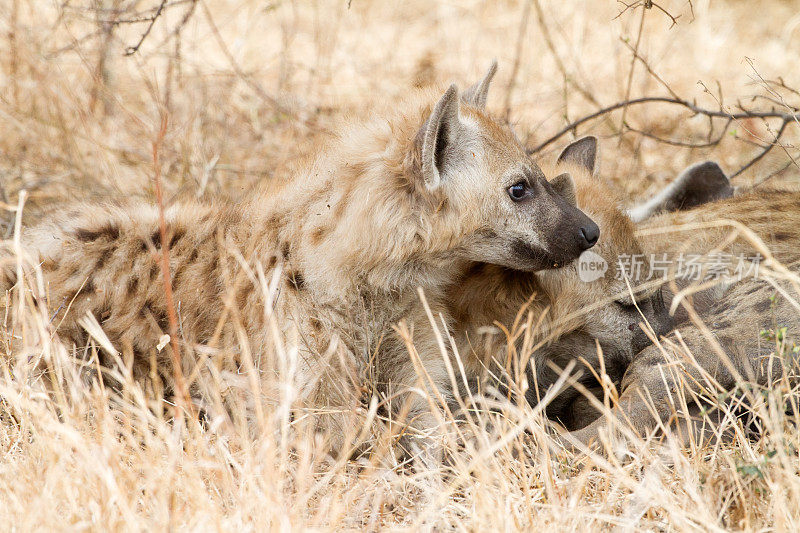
xmin=252 ymin=112 xmax=468 ymax=308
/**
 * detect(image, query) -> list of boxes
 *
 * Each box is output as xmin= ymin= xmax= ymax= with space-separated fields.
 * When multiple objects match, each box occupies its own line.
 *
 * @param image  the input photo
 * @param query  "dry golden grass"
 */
xmin=2 ymin=0 xmax=800 ymax=530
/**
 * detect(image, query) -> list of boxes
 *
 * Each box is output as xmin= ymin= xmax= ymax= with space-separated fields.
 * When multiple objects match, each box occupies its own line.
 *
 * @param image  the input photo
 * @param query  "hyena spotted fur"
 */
xmin=567 ymin=273 xmax=800 ymax=449
xmin=566 ymin=169 xmax=800 ymax=448
xmin=449 ymin=139 xmax=800 ymax=450
xmin=448 ymin=137 xmax=672 ymax=428
xmin=1 ymin=64 xmax=600 ymax=462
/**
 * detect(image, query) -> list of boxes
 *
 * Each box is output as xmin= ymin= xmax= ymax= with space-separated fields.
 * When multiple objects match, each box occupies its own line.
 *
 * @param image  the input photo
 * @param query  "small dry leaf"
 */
xmin=157 ymin=334 xmax=170 ymax=352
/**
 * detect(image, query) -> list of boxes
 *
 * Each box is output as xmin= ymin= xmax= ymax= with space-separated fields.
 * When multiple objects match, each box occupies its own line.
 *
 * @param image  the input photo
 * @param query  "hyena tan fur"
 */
xmin=449 ymin=137 xmax=671 ymax=427
xmin=567 ymin=173 xmax=800 ymax=448
xmin=451 ymin=143 xmax=800 ymax=448
xmin=2 ymin=64 xmax=600 ymax=462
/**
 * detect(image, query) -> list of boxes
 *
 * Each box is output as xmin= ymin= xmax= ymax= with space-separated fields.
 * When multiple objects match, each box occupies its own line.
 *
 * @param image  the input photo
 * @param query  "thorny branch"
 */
xmin=530 ymin=12 xmax=798 ymax=182
xmin=59 ymin=0 xmax=198 ymax=56
xmin=615 ymin=0 xmax=682 ymax=28
xmin=529 ymin=96 xmax=796 ymax=151
xmin=125 ymin=0 xmax=168 ymax=55
xmin=527 ymin=94 xmax=798 ymax=179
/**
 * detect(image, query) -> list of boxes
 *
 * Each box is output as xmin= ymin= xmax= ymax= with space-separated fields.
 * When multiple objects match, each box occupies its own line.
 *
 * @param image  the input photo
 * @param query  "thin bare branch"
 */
xmin=533 ymin=1 xmax=600 ymax=108
xmin=200 ymin=0 xmax=290 ymax=116
xmin=124 ymin=0 xmax=168 ymax=56
xmin=618 ymin=5 xmax=647 ymax=143
xmin=729 ymin=119 xmax=791 ymax=178
xmin=152 ymin=114 xmax=193 ymax=420
xmin=615 ymin=0 xmax=681 ymax=28
xmin=750 ymin=159 xmax=795 ymax=188
xmin=503 ymin=0 xmax=532 ymax=121
xmin=619 ymin=37 xmax=681 ymax=100
xmin=649 ymin=1 xmax=681 ymax=28
xmin=528 ymin=95 xmax=796 ymax=154
xmin=625 ymin=117 xmax=732 ymax=148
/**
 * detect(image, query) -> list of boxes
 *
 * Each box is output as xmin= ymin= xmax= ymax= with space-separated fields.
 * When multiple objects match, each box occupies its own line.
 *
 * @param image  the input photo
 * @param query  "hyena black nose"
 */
xmin=579 ymin=222 xmax=600 ymax=250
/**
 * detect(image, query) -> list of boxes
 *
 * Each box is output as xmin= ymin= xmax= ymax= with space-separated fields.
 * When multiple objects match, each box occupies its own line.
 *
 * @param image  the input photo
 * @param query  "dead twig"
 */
xmin=503 ymin=0 xmax=532 ymax=121
xmin=764 ymin=77 xmax=800 ymax=99
xmin=152 ymin=114 xmax=193 ymax=420
xmin=618 ymin=4 xmax=647 ymax=143
xmin=9 ymin=0 xmax=19 ymax=105
xmin=200 ymin=0 xmax=290 ymax=116
xmin=729 ymin=119 xmax=792 ymax=178
xmin=528 ymin=94 xmax=797 ymax=173
xmin=124 ymin=0 xmax=168 ymax=56
xmin=750 ymin=160 xmax=795 ymax=188
xmin=533 ymin=1 xmax=600 ymax=107
xmin=529 ymin=95 xmax=795 ymax=152
xmin=625 ymin=118 xmax=733 ymax=148
xmin=615 ymin=0 xmax=681 ymax=28
xmin=97 ymin=0 xmax=195 ymax=26
xmin=619 ymin=37 xmax=681 ymax=100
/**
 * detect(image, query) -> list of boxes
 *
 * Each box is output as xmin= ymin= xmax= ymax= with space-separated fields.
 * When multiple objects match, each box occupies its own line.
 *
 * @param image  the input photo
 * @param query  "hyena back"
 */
xmin=3 ymin=64 xmax=599 ymax=462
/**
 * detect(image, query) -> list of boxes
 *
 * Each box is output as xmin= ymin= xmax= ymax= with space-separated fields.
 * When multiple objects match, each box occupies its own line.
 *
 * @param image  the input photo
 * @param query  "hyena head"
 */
xmin=539 ymin=137 xmax=672 ymax=361
xmin=410 ymin=63 xmax=599 ymax=271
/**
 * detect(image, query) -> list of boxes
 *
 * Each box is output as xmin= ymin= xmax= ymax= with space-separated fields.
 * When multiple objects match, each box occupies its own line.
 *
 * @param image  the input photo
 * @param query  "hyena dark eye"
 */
xmin=507 ymin=181 xmax=528 ymax=201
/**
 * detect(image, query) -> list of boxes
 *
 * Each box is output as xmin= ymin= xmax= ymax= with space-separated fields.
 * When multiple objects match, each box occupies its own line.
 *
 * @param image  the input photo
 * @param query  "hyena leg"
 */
xmin=379 ymin=331 xmax=457 ymax=467
xmin=0 ymin=248 xmax=13 ymax=288
xmin=564 ymin=328 xmax=744 ymax=450
xmin=561 ymin=385 xmax=606 ymax=431
xmin=566 ymin=279 xmax=800 ymax=450
xmin=390 ymin=365 xmax=453 ymax=467
xmin=668 ymin=403 xmax=740 ymax=447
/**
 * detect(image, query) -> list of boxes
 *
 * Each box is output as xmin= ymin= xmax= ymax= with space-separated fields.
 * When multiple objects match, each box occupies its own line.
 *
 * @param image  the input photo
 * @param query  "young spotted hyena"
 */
xmin=449 ymin=137 xmax=672 ymax=428
xmin=2 ymin=64 xmax=600 ymax=462
xmin=566 ymin=171 xmax=800 ymax=449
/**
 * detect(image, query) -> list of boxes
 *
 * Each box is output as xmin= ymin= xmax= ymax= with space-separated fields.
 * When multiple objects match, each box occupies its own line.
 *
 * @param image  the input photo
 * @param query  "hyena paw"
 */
xmin=399 ymin=433 xmax=444 ymax=471
xmin=395 ymin=412 xmax=448 ymax=471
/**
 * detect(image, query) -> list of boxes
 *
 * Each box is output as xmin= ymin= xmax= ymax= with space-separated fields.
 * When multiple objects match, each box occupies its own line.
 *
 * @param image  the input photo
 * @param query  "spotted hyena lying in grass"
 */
xmin=1 ymin=64 xmax=600 ymax=464
xmin=451 ymin=137 xmax=800 ymax=451
xmin=566 ymin=170 xmax=800 ymax=449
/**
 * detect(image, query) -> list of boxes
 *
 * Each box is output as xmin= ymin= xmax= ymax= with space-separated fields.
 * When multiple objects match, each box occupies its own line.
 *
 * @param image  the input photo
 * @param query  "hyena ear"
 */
xmin=462 ymin=60 xmax=498 ymax=109
xmin=550 ymin=172 xmax=577 ymax=206
xmin=627 ymin=161 xmax=732 ymax=222
xmin=556 ymin=136 xmax=598 ymax=175
xmin=418 ymin=84 xmax=462 ymax=190
xmin=669 ymin=161 xmax=732 ymax=208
